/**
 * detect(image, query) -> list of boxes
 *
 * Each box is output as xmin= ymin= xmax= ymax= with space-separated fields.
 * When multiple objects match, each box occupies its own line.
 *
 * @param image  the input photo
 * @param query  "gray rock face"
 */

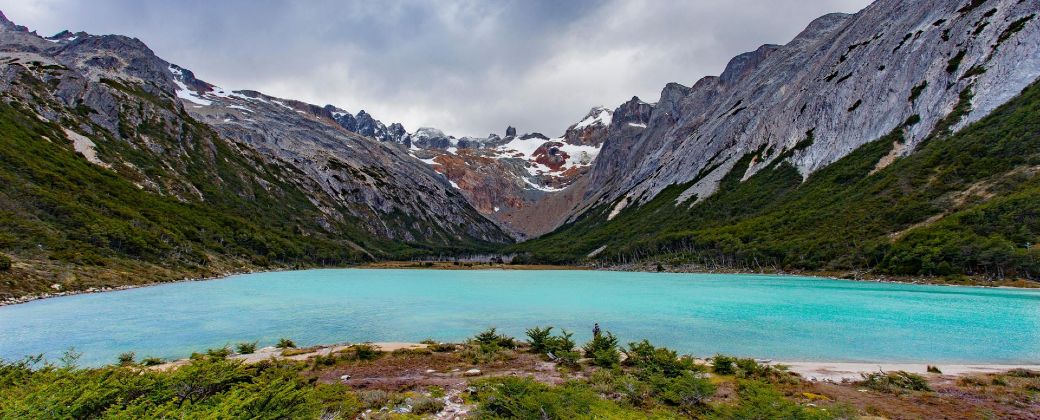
xmin=563 ymin=107 xmax=613 ymax=147
xmin=0 ymin=16 xmax=512 ymax=245
xmin=576 ymin=0 xmax=1040 ymax=215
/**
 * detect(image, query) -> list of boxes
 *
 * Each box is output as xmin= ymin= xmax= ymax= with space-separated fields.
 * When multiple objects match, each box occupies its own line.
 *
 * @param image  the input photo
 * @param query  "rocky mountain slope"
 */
xmin=513 ymin=0 xmax=1040 ymax=280
xmin=572 ymin=0 xmax=1039 ymax=215
xmin=0 ymin=12 xmax=510 ymax=298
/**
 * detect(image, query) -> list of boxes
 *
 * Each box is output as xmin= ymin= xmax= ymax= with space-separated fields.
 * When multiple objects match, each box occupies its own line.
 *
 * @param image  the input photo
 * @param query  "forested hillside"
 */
xmin=513 ymin=80 xmax=1040 ymax=281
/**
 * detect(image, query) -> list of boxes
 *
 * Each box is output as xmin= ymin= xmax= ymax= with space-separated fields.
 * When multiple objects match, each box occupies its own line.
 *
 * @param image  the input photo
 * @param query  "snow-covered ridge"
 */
xmin=573 ymin=107 xmax=612 ymax=130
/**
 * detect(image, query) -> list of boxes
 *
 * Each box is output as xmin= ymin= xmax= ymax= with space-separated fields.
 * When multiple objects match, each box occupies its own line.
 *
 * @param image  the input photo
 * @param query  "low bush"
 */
xmin=526 ymin=326 xmax=577 ymax=359
xmin=708 ymin=380 xmax=835 ymax=420
xmin=346 ymin=344 xmax=381 ymax=361
xmin=471 ymin=376 xmax=644 ymax=418
xmin=655 ymin=371 xmax=716 ymax=413
xmin=411 ymin=396 xmax=445 ymax=415
xmin=428 ymin=342 xmax=457 ymax=352
xmin=235 ymin=341 xmax=258 ymax=354
xmin=116 ymin=351 xmax=135 ymax=366
xmin=206 ymin=346 xmax=232 ymax=359
xmin=1007 ymin=368 xmax=1040 ymax=378
xmin=0 ymin=253 xmax=11 ymax=271
xmin=473 ymin=327 xmax=516 ymax=349
xmin=276 ymin=338 xmax=296 ymax=349
xmin=926 ymin=365 xmax=942 ymax=374
xmin=712 ymin=355 xmax=736 ymax=375
xmin=140 ymin=357 xmax=164 ymax=366
xmin=624 ymin=340 xmax=698 ymax=378
xmin=357 ymin=389 xmax=390 ymax=409
xmin=583 ymin=331 xmax=620 ymax=368
xmin=860 ymin=370 xmax=931 ymax=393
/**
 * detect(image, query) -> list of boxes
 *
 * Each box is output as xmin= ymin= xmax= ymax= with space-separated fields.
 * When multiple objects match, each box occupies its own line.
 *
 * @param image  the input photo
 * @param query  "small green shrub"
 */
xmin=206 ymin=346 xmax=232 ymax=359
xmin=428 ymin=342 xmax=457 ymax=352
xmin=712 ymin=355 xmax=736 ymax=375
xmin=926 ymin=365 xmax=942 ymax=374
xmin=525 ymin=326 xmax=553 ymax=353
xmin=624 ymin=340 xmax=698 ymax=378
xmin=357 ymin=389 xmax=390 ymax=409
xmin=347 ymin=344 xmax=381 ymax=361
xmin=140 ymin=357 xmax=164 ymax=366
xmin=708 ymin=380 xmax=831 ymax=419
xmin=276 ymin=338 xmax=296 ymax=349
xmin=526 ymin=326 xmax=577 ymax=359
xmin=656 ymin=371 xmax=716 ymax=412
xmin=411 ymin=396 xmax=445 ymax=415
xmin=427 ymin=386 xmax=446 ymax=398
xmin=116 ymin=351 xmax=135 ymax=366
xmin=1006 ymin=369 xmax=1040 ymax=378
xmin=583 ymin=332 xmax=620 ymax=368
xmin=235 ymin=341 xmax=258 ymax=354
xmin=0 ymin=253 xmax=11 ymax=271
xmin=860 ymin=370 xmax=931 ymax=393
xmin=473 ymin=327 xmax=516 ymax=348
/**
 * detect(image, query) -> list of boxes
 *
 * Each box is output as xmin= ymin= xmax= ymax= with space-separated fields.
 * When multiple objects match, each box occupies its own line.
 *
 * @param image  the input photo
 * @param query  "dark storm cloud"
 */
xmin=1 ymin=0 xmax=871 ymax=136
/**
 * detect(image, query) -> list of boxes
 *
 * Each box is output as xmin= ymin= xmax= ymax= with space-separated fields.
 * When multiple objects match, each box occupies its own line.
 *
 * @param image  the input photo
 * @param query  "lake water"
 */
xmin=1 ymin=269 xmax=1038 ymax=367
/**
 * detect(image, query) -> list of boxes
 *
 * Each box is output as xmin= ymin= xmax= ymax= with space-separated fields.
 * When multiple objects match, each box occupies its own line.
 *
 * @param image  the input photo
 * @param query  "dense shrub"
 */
xmin=583 ymin=332 xmax=621 ymax=368
xmin=860 ymin=370 xmax=932 ymax=393
xmin=471 ymin=376 xmax=645 ymax=419
xmin=712 ymin=355 xmax=736 ymax=375
xmin=473 ymin=327 xmax=516 ymax=349
xmin=411 ymin=396 xmax=445 ymax=415
xmin=708 ymin=380 xmax=835 ymax=420
xmin=655 ymin=371 xmax=716 ymax=413
xmin=276 ymin=338 xmax=296 ymax=349
xmin=624 ymin=340 xmax=699 ymax=378
xmin=116 ymin=351 xmax=135 ymax=366
xmin=0 ymin=254 xmax=10 ymax=271
xmin=235 ymin=341 xmax=258 ymax=354
xmin=526 ymin=325 xmax=577 ymax=360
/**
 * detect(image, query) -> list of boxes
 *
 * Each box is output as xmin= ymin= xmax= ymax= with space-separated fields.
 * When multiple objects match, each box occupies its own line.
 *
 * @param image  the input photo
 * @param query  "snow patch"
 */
xmin=628 ymin=122 xmax=647 ymax=128
xmin=522 ymin=177 xmax=564 ymax=192
xmin=574 ymin=108 xmax=613 ymax=129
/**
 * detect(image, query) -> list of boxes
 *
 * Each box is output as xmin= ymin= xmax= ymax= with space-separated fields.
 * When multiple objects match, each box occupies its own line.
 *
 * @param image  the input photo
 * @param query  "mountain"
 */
xmin=0 ymin=11 xmax=511 ymax=299
xmin=512 ymin=0 xmax=1040 ymax=280
xmin=2 ymin=0 xmax=1040 ymax=296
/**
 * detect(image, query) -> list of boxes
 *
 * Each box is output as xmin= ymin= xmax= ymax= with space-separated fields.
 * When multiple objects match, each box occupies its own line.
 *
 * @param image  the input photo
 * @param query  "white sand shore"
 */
xmin=151 ymin=342 xmax=429 ymax=371
xmin=773 ymin=361 xmax=1040 ymax=382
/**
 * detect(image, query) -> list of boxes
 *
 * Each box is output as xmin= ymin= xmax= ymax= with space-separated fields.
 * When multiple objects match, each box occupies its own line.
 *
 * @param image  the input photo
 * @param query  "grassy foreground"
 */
xmin=2 ymin=328 xmax=1037 ymax=419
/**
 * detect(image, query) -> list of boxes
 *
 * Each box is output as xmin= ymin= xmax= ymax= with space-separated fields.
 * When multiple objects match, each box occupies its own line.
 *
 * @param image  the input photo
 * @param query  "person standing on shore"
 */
xmin=593 ymin=323 xmax=601 ymax=338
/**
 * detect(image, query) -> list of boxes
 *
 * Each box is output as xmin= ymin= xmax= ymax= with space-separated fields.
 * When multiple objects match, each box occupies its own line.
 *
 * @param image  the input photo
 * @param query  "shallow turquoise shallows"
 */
xmin=2 ymin=269 xmax=1039 ymax=366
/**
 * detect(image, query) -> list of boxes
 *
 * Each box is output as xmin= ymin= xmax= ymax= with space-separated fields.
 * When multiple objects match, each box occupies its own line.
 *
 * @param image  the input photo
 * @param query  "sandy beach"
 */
xmin=772 ymin=361 xmax=1040 ymax=381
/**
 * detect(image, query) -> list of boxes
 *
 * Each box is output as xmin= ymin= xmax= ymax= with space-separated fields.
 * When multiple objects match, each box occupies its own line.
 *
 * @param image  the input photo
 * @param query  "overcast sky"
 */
xmin=1 ymin=0 xmax=871 ymax=137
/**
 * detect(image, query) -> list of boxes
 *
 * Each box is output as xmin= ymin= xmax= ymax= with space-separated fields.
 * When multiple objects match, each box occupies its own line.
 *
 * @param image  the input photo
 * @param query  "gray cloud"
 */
xmin=1 ymin=0 xmax=871 ymax=136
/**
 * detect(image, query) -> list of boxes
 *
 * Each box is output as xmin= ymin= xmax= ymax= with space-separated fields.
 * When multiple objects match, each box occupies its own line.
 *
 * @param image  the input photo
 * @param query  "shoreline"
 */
xmin=149 ymin=340 xmax=1040 ymax=382
xmin=3 ymin=261 xmax=1037 ymax=307
xmin=596 ymin=261 xmax=1040 ymax=290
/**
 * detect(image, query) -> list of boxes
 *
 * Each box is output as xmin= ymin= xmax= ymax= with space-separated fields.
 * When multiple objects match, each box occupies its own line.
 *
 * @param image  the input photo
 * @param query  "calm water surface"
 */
xmin=1 ymin=269 xmax=1038 ymax=366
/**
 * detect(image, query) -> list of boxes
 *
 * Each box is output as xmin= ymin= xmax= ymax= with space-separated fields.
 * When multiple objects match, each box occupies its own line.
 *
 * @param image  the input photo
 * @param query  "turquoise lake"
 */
xmin=1 ymin=269 xmax=1039 ymax=366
